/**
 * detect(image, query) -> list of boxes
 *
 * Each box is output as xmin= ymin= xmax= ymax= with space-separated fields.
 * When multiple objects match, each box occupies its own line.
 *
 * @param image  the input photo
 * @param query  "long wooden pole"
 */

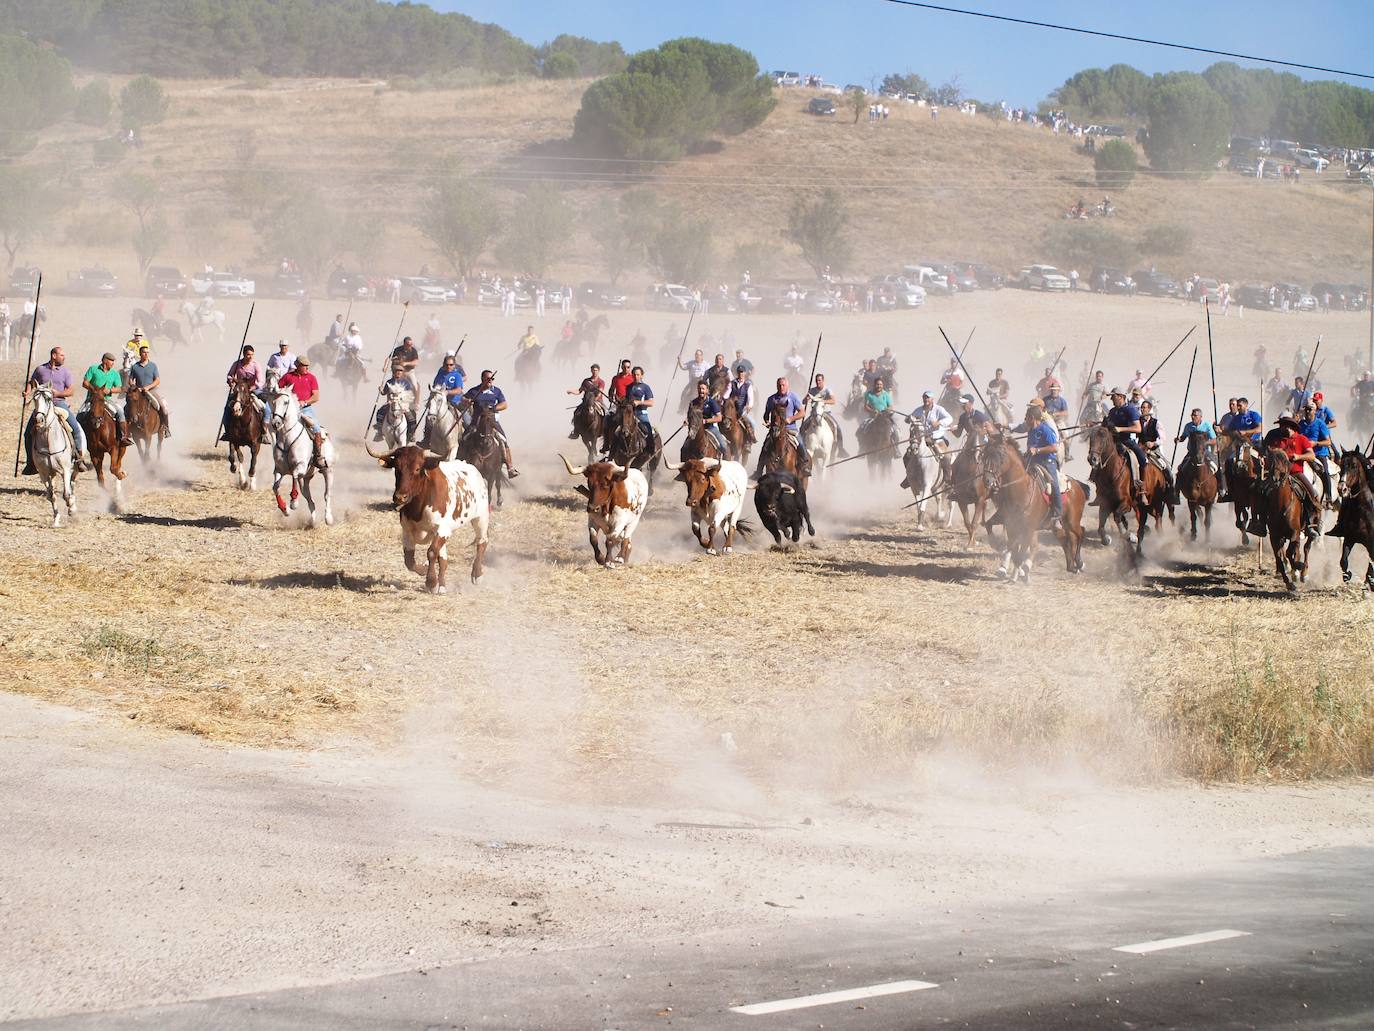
xmin=656 ymin=303 xmax=697 ymax=429
xmin=806 ymin=333 xmax=823 ymax=392
xmin=1169 ymin=344 xmax=1199 ymax=468
xmin=12 ymin=273 xmax=43 ymax=477
xmin=1204 ymin=299 xmax=1219 ymax=425
xmin=215 ymin=301 xmax=255 ymax=447
xmin=1076 ymin=335 xmax=1102 ymax=417
xmin=938 ymin=325 xmax=994 ymax=421
xmin=1143 ymin=326 xmax=1197 ymax=391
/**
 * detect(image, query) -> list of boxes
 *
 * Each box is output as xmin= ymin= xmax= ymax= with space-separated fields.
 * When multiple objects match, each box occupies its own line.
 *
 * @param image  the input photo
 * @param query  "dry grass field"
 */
xmin=3 ymin=287 xmax=1373 ymax=793
xmin=16 ymin=75 xmax=1373 ymax=291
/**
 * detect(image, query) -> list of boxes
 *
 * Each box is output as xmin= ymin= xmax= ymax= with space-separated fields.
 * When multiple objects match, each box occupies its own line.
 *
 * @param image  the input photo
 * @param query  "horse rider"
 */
xmin=1080 ymin=369 xmax=1108 ymax=423
xmin=861 ymin=375 xmax=893 ymax=438
xmin=1287 ymin=375 xmax=1312 ymax=415
xmin=566 ymin=363 xmax=605 ymax=440
xmin=1296 ymin=401 xmax=1336 ymax=504
xmin=220 ymin=343 xmax=266 ymax=442
xmin=341 ymin=322 xmax=364 ymax=362
xmin=371 ymin=358 xmax=419 ymax=441
xmin=1216 ymin=396 xmax=1262 ymax=500
xmin=1105 ymin=387 xmax=1148 ymax=503
xmin=462 ymin=370 xmax=519 ymax=477
xmin=953 ymin=394 xmax=990 ymax=441
xmin=1138 ymin=398 xmax=1178 ymax=504
xmin=1310 ymin=391 xmax=1337 ymax=431
xmin=1175 ymin=408 xmax=1218 ymax=473
xmin=83 ymin=351 xmax=133 ymax=447
xmin=806 ymin=372 xmax=847 ymax=456
xmin=123 ymin=326 xmax=145 ymax=359
xmin=939 ymin=356 xmax=960 ymax=389
xmin=21 ymin=345 xmax=89 ymax=473
xmin=423 ymin=312 xmax=441 ymax=356
xmin=517 ymin=324 xmax=540 ymax=355
xmin=728 ymin=366 xmax=757 ymax=447
xmin=325 ymin=313 xmax=345 ymax=348
xmin=876 ymin=347 xmax=898 ymax=389
xmin=597 ymin=358 xmax=636 ymax=450
xmin=1127 ymin=368 xmax=1151 ymax=397
xmin=706 ymin=352 xmax=729 ymax=390
xmin=731 ymin=348 xmax=754 ymax=378
xmin=756 ymin=376 xmax=809 ymax=478
xmin=687 ymin=381 xmax=728 ymax=453
xmin=1352 ymin=372 xmax=1374 ymax=415
xmin=1035 ymin=366 xmax=1060 ymax=395
xmin=433 ymin=349 xmax=467 ymax=401
xmin=623 ymin=365 xmax=655 ymax=454
xmin=910 ymin=391 xmax=954 ymax=450
xmin=1023 ymin=397 xmax=1064 ymax=531
xmin=266 ymin=339 xmax=297 ymax=382
xmin=195 ymin=293 xmax=215 ymax=322
xmin=1270 ymin=416 xmax=1321 ymax=530
xmin=127 ymin=344 xmax=171 ymax=439
xmin=278 ymin=356 xmax=325 ymax=446
xmin=987 ymin=367 xmax=1010 ymax=403
xmin=1042 ymin=381 xmax=1071 ymax=455
xmin=295 ymin=298 xmax=313 ymax=346
xmin=782 ymin=344 xmax=805 ymax=382
xmin=680 ymin=348 xmax=709 ymax=385
xmin=860 ymin=358 xmax=881 ymax=392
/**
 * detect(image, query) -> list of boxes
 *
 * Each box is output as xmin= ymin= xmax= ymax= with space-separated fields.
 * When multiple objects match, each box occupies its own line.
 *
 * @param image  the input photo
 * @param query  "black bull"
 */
xmin=753 ymin=470 xmax=815 ymax=545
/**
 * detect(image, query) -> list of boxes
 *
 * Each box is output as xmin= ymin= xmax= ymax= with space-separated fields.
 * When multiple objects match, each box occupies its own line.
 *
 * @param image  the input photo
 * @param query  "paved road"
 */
xmin=16 ymin=846 xmax=1371 ymax=1030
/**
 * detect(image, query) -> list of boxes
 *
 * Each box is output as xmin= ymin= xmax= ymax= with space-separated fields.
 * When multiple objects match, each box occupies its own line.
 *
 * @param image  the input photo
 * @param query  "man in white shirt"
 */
xmin=910 ymin=390 xmax=954 ymax=445
xmin=266 ymin=339 xmax=296 ymax=379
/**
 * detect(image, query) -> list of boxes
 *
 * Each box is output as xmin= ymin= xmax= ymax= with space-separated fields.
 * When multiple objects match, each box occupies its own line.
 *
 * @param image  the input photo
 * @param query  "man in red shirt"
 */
xmin=1271 ymin=416 xmax=1320 ymax=526
xmin=279 ymin=356 xmax=323 ymax=442
xmin=608 ymin=359 xmax=634 ymax=402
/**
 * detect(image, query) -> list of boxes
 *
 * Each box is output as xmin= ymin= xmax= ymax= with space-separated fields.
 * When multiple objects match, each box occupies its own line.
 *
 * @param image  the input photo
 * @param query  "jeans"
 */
xmin=1033 ymin=457 xmax=1062 ymax=516
xmin=1119 ymin=438 xmax=1147 ymax=482
xmin=707 ymin=425 xmax=727 ymax=452
xmin=300 ymin=404 xmax=322 ymax=433
xmin=54 ymin=400 xmax=86 ymax=452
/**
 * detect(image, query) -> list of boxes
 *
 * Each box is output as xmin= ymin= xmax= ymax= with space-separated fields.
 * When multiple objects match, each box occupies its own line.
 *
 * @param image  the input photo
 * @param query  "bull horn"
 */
xmin=663 ymin=458 xmax=682 ymax=471
xmin=558 ymin=453 xmax=586 ymax=477
xmin=364 ymin=439 xmax=397 ymax=460
xmin=609 ymin=462 xmax=627 ymax=475
xmin=701 ymin=458 xmax=720 ymax=470
xmin=780 ymin=484 xmax=795 ymax=494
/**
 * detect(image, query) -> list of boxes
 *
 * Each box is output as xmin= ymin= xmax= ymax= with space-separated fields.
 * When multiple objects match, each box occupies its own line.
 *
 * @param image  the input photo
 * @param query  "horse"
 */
xmin=949 ymin=426 xmax=995 ymax=547
xmin=459 ymin=403 xmax=507 ymax=510
xmin=606 ymin=403 xmax=661 ymax=490
xmin=1351 ymin=395 xmax=1374 ymax=444
xmin=77 ymin=390 xmax=128 ymax=510
xmin=180 ymin=301 xmax=225 ymax=344
xmin=1257 ymin=447 xmax=1312 ymax=592
xmin=1085 ymin=423 xmax=1170 ymax=558
xmin=721 ymin=398 xmax=752 ymax=466
xmin=1225 ymin=441 xmax=1264 ymax=545
xmin=268 ymin=388 xmax=334 ymax=527
xmin=843 ymin=375 xmax=867 ymax=423
xmin=335 ymin=350 xmax=367 ymax=404
xmin=28 ymin=385 xmax=78 ymax=527
xmin=568 ymin=385 xmax=605 ymax=464
xmin=222 ymin=382 xmax=264 ymax=490
xmin=1329 ymin=448 xmax=1374 ymax=589
xmin=757 ymin=397 xmax=809 ymax=490
xmin=418 ymin=384 xmax=463 ymax=460
xmin=681 ymin=403 xmax=727 ymax=463
xmin=307 ymin=336 xmax=342 ymax=374
xmin=124 ymin=379 xmax=165 ymax=466
xmin=131 ymin=308 xmax=184 ymax=349
xmin=1176 ymin=432 xmax=1218 ymax=542
xmin=513 ymin=345 xmax=542 ymax=392
xmin=704 ymin=364 xmax=731 ymax=400
xmin=854 ymin=409 xmax=899 ymax=482
xmin=979 ymin=434 xmax=1087 ymax=581
xmin=575 ymin=313 xmax=610 ymax=355
xmin=901 ymin=417 xmax=948 ymax=527
xmin=799 ymin=396 xmax=836 ymax=483
xmin=377 ymin=381 xmax=413 ymax=450
xmin=987 ymin=395 xmax=1015 ymax=429
xmin=15 ymin=306 xmax=46 ymax=346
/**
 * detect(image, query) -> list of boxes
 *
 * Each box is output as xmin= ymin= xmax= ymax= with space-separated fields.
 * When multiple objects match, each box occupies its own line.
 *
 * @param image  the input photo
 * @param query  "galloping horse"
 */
xmin=132 ymin=308 xmax=185 ymax=349
xmin=268 ymin=389 xmax=334 ymax=527
xmin=979 ymin=434 xmax=1086 ymax=581
xmin=335 ymin=350 xmax=367 ymax=404
xmin=124 ymin=380 xmax=165 ymax=465
xmin=222 ymin=382 xmax=264 ymax=490
xmin=180 ymin=301 xmax=225 ymax=344
xmin=569 ymin=384 xmax=605 ymax=464
xmin=721 ymin=398 xmax=751 ymax=466
xmin=1086 ymin=423 xmax=1170 ymax=557
xmin=1226 ymin=442 xmax=1264 ymax=545
xmin=606 ymin=404 xmax=661 ymax=489
xmin=418 ymin=385 xmax=463 ymax=460
xmin=949 ymin=426 xmax=995 ymax=546
xmin=459 ymin=403 xmax=507 ymax=509
xmin=28 ymin=385 xmax=78 ymax=526
xmin=901 ymin=417 xmax=948 ymax=527
xmin=799 ymin=396 xmax=836 ymax=483
xmin=513 ymin=345 xmax=542 ymax=392
xmin=1257 ymin=447 xmax=1313 ymax=592
xmin=78 ymin=390 xmax=127 ymax=509
xmin=757 ymin=396 xmax=809 ymax=490
xmin=704 ymin=364 xmax=731 ymax=400
xmin=1329 ymin=448 xmax=1374 ymax=589
xmin=1176 ymin=432 xmax=1218 ymax=542
xmin=377 ymin=381 xmax=413 ymax=450
xmin=855 ymin=409 xmax=900 ymax=482
xmin=681 ymin=403 xmax=727 ymax=463
xmin=15 ymin=306 xmax=46 ymax=347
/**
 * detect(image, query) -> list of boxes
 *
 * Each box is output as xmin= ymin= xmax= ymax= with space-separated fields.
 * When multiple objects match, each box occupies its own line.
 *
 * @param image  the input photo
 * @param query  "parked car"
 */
xmin=647 ymin=283 xmax=696 ymax=312
xmin=1194 ymin=277 xmax=1221 ymax=302
xmin=1022 ymin=265 xmax=1071 ymax=291
xmin=1091 ymin=267 xmax=1134 ymax=295
xmin=870 ymin=274 xmax=926 ymax=308
xmin=1232 ymin=284 xmax=1273 ymax=309
xmin=902 ymin=264 xmax=954 ymax=294
xmin=801 ymin=289 xmax=837 ymax=314
xmin=397 ymin=276 xmax=450 ymax=305
xmin=807 ymin=97 xmax=836 ymax=116
xmin=250 ymin=270 xmax=306 ymax=300
xmin=145 ymin=265 xmax=188 ymax=298
xmin=576 ymin=282 xmax=628 ymax=309
xmin=8 ymin=265 xmax=41 ymax=295
xmin=191 ymin=269 xmax=255 ymax=298
xmin=955 ymin=262 xmax=1004 ymax=289
xmin=326 ymin=268 xmax=369 ymax=300
xmin=919 ymin=262 xmax=963 ymax=291
xmin=1131 ymin=270 xmax=1178 ymax=298
xmin=66 ymin=266 xmax=119 ymax=297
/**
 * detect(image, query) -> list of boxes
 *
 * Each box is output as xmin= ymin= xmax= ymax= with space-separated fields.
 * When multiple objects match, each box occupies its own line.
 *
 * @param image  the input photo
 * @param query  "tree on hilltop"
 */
xmin=787 ymin=188 xmax=852 ymax=278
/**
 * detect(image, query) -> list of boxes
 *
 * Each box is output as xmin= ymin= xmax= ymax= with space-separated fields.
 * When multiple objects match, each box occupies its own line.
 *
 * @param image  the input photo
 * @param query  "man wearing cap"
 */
xmin=953 ymin=394 xmax=990 ymax=440
xmin=462 ymin=370 xmax=519 ymax=477
xmin=127 ymin=344 xmax=170 ymax=439
xmin=1297 ymin=401 xmax=1335 ymax=505
xmin=806 ymin=373 xmax=845 ymax=457
xmin=910 ymin=390 xmax=954 ymax=446
xmin=124 ymin=326 xmax=146 ymax=358
xmin=1043 ymin=381 xmax=1071 ymax=459
xmin=278 ymin=356 xmax=323 ymax=442
xmin=1023 ymin=397 xmax=1064 ymax=530
xmin=1271 ymin=415 xmax=1321 ymax=528
xmin=371 ymin=357 xmax=418 ymax=442
xmin=82 ymin=351 xmax=132 ymax=446
xmin=22 ymin=346 xmax=89 ymax=473
xmin=756 ymin=376 xmax=808 ymax=478
xmin=266 ymin=339 xmax=296 ymax=381
xmin=1311 ymin=391 xmax=1337 ymax=430
xmin=1105 ymin=387 xmax=1148 ymax=501
xmin=433 ymin=351 xmax=466 ymax=407
xmin=730 ymin=348 xmax=754 ymax=378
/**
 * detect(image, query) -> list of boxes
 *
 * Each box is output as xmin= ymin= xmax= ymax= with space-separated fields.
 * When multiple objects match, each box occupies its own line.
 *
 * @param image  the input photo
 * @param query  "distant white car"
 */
xmin=191 ymin=270 xmax=255 ymax=298
xmin=1023 ymin=265 xmax=1071 ymax=291
xmin=649 ymin=282 xmax=696 ymax=312
xmin=397 ymin=276 xmax=449 ymax=305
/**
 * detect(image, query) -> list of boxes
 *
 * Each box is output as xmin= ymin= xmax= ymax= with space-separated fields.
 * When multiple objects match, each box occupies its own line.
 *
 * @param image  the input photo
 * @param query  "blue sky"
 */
xmin=438 ymin=0 xmax=1373 ymax=106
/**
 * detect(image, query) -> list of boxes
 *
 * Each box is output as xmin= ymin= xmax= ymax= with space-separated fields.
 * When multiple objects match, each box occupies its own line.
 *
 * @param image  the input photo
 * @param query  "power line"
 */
xmin=881 ymin=0 xmax=1374 ymax=82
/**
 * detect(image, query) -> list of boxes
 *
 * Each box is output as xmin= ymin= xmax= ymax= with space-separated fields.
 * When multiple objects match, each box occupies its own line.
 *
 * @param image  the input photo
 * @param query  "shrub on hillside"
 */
xmin=572 ymin=38 xmax=775 ymax=160
xmin=73 ymin=80 xmax=112 ymax=127
xmin=542 ymin=52 xmax=579 ymax=80
xmin=1042 ymin=221 xmax=1138 ymax=271
xmin=64 ymin=209 xmax=128 ymax=247
xmin=1140 ymin=222 xmax=1193 ymax=257
xmin=1143 ymin=72 xmax=1229 ymax=175
xmin=0 ymin=34 xmax=75 ymax=156
xmin=120 ymin=74 xmax=168 ymax=131
xmin=1094 ymin=139 xmax=1137 ymax=188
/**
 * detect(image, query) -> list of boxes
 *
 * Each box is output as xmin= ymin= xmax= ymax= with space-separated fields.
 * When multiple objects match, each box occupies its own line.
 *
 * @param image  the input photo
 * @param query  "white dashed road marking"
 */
xmin=1114 ymin=929 xmax=1251 ymax=954
xmin=731 ymin=979 xmax=939 ymax=1016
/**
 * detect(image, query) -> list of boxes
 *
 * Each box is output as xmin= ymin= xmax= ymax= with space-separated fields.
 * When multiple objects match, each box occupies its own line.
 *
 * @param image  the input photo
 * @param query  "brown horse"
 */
xmin=978 ymin=434 xmax=1086 ymax=581
xmin=606 ymin=403 xmax=662 ymax=490
xmin=222 ymin=383 xmax=264 ymax=490
xmin=124 ymin=385 xmax=164 ymax=465
xmin=513 ymin=345 xmax=542 ymax=393
xmin=757 ymin=396 xmax=809 ymax=490
xmin=1257 ymin=448 xmax=1313 ymax=592
xmin=1328 ymin=448 xmax=1374 ymax=589
xmin=458 ymin=403 xmax=507 ymax=509
xmin=1225 ymin=442 xmax=1264 ymax=545
xmin=720 ymin=398 xmax=750 ymax=465
xmin=854 ymin=409 xmax=899 ymax=482
xmin=681 ymin=402 xmax=727 ymax=463
xmin=704 ymin=364 xmax=731 ymax=400
xmin=1085 ymin=424 xmax=1170 ymax=558
xmin=950 ymin=428 xmax=995 ymax=546
xmin=1176 ymin=431 xmax=1218 ymax=542
xmin=78 ymin=396 xmax=128 ymax=508
xmin=569 ymin=385 xmax=604 ymax=464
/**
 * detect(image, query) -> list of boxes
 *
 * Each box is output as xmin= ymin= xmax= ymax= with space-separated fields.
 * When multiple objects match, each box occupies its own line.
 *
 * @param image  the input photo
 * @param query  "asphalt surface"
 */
xmin=14 ymin=846 xmax=1371 ymax=1030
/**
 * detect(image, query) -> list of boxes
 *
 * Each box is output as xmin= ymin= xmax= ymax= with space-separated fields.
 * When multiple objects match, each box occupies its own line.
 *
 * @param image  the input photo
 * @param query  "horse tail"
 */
xmin=734 ymin=519 xmax=755 ymax=538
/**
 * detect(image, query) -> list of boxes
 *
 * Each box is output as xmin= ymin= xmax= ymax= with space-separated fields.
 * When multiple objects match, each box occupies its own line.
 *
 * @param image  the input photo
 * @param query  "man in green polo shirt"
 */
xmin=82 ymin=352 xmax=132 ymax=446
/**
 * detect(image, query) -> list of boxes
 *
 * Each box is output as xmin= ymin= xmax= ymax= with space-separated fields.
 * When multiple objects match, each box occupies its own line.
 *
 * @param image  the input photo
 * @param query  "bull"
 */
xmin=752 ymin=471 xmax=815 ymax=546
xmin=664 ymin=457 xmax=752 ymax=555
xmin=368 ymin=443 xmax=489 ymax=593
xmin=559 ymin=455 xmax=648 ymax=566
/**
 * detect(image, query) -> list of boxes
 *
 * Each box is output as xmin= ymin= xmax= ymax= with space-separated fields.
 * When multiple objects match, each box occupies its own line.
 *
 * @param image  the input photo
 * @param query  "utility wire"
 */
xmin=881 ymin=0 xmax=1374 ymax=82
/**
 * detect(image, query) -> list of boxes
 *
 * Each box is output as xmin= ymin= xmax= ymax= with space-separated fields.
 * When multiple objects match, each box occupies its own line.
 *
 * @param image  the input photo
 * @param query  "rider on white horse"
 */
xmin=22 ymin=346 xmax=89 ymax=473
xmin=805 ymin=373 xmax=847 ymax=457
xmin=372 ymin=358 xmax=418 ymax=443
xmin=278 ymin=356 xmax=325 ymax=445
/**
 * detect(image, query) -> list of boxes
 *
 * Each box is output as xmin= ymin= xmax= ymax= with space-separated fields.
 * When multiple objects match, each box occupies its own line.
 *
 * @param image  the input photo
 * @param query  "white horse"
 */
xmin=902 ymin=417 xmax=950 ymax=527
xmin=29 ymin=385 xmax=78 ymax=527
xmin=268 ymin=388 xmax=334 ymax=526
xmin=417 ymin=384 xmax=463 ymax=460
xmin=800 ymin=395 xmax=837 ymax=484
xmin=180 ymin=301 xmax=226 ymax=345
xmin=377 ymin=381 xmax=413 ymax=450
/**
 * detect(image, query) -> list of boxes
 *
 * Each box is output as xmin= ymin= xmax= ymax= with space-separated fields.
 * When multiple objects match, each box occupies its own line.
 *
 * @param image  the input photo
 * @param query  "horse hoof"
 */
xmin=724 ymin=546 xmax=733 ymax=555
xmin=707 ymin=548 xmax=719 ymax=556
xmin=434 ymin=585 xmax=447 ymax=595
xmin=325 ymin=513 xmax=334 ymax=526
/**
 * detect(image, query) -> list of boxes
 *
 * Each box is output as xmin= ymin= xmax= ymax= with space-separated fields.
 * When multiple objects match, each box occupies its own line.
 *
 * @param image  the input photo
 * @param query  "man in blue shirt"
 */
xmin=1297 ymin=401 xmax=1334 ymax=503
xmin=624 ymin=366 xmax=655 ymax=451
xmin=433 ymin=351 xmax=466 ymax=404
xmin=1218 ymin=396 xmax=1262 ymax=499
xmin=1175 ymin=408 xmax=1217 ymax=470
xmin=1105 ymin=387 xmax=1148 ymax=501
xmin=755 ymin=376 xmax=808 ymax=479
xmin=462 ymin=370 xmax=518 ymax=477
xmin=1024 ymin=398 xmax=1064 ymax=529
xmin=1042 ymin=381 xmax=1071 ymax=459
xmin=1287 ymin=375 xmax=1312 ymax=415
xmin=1311 ymin=391 xmax=1337 ymax=430
xmin=686 ymin=381 xmax=727 ymax=455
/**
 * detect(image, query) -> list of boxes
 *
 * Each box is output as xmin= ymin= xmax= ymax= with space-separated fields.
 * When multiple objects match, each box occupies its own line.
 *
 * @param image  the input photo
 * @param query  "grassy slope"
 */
xmin=20 ymin=77 xmax=1373 ymax=288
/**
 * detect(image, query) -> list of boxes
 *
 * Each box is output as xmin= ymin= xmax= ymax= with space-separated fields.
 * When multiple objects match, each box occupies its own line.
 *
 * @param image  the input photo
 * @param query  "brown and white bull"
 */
xmin=559 ymin=455 xmax=649 ymax=566
xmin=663 ymin=457 xmax=752 ymax=555
xmin=368 ymin=443 xmax=489 ymax=593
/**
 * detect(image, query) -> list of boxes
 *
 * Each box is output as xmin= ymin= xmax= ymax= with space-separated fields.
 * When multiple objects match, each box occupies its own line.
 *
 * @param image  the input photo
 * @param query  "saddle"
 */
xmin=1031 ymin=463 xmax=1070 ymax=501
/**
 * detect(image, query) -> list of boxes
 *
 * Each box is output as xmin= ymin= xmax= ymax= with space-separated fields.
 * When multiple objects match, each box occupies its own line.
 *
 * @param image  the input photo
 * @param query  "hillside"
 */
xmin=12 ymin=75 xmax=1372 ymax=289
